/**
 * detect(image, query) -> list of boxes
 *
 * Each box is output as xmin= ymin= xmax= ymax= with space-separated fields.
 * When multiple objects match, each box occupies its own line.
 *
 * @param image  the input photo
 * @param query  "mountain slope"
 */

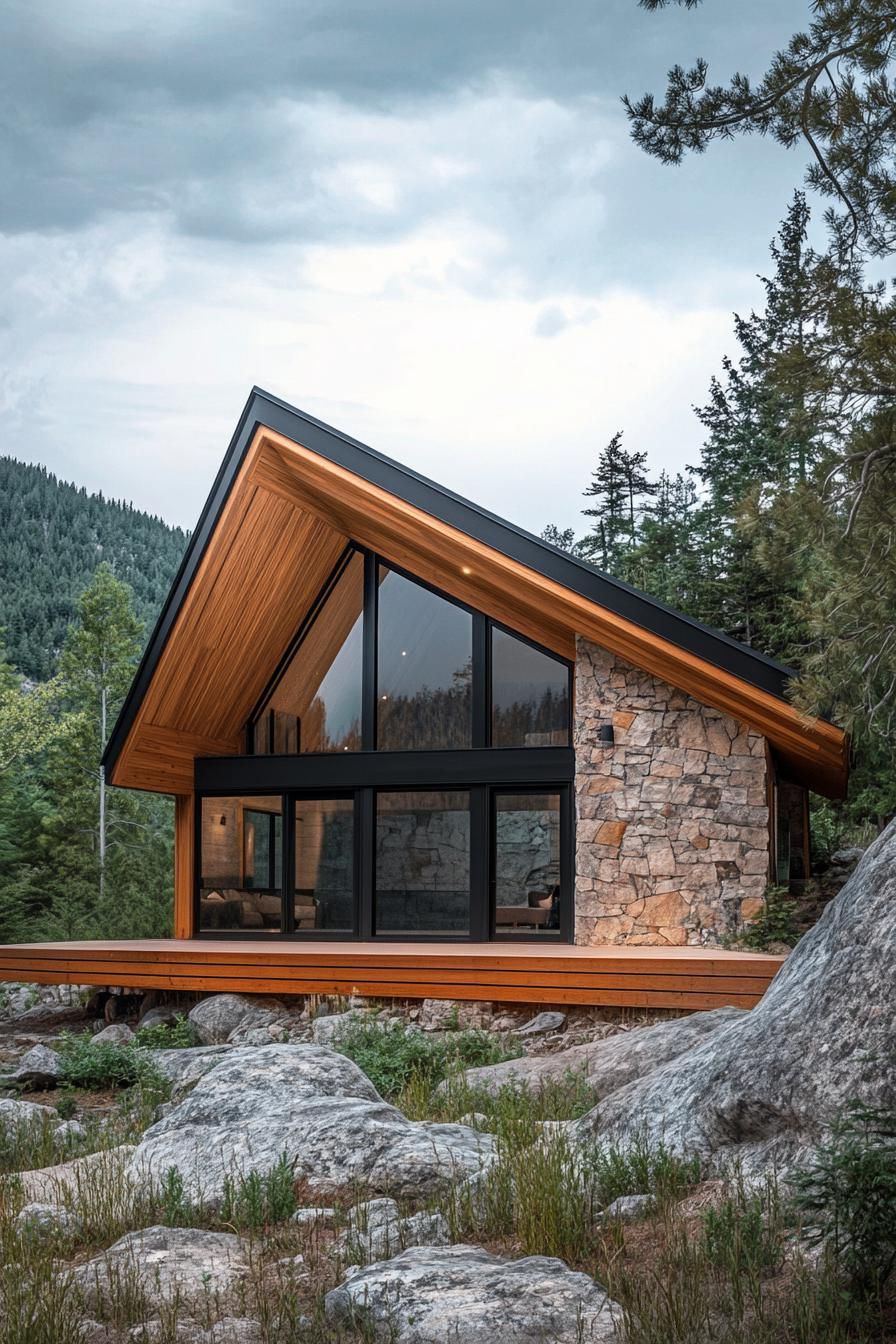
xmin=0 ymin=457 xmax=188 ymax=678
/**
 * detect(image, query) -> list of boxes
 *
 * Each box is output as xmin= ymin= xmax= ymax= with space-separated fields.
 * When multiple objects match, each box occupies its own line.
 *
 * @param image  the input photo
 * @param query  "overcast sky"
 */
xmin=2 ymin=0 xmax=811 ymax=536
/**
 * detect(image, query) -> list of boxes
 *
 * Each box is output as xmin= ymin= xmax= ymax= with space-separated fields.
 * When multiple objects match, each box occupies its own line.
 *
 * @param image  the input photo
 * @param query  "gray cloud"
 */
xmin=0 ymin=0 xmax=823 ymax=535
xmin=3 ymin=0 xmax=806 ymax=260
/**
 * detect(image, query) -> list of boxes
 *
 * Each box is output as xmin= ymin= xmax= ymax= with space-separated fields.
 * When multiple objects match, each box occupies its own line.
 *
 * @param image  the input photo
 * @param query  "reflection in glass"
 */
xmin=294 ymin=798 xmax=355 ymax=932
xmin=493 ymin=792 xmax=561 ymax=934
xmin=375 ymin=791 xmax=470 ymax=934
xmin=199 ymin=795 xmax=283 ymax=931
xmin=377 ymin=567 xmax=472 ymax=750
xmin=491 ymin=628 xmax=570 ymax=747
xmin=253 ymin=552 xmax=363 ymax=754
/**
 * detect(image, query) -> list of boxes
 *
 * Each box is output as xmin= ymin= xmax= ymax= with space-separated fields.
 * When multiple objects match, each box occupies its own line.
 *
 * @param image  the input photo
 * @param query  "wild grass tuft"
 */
xmin=220 ymin=1152 xmax=299 ymax=1229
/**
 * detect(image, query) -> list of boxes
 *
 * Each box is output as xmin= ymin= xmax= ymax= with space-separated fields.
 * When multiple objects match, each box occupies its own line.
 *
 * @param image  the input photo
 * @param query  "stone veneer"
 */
xmin=574 ymin=637 xmax=771 ymax=947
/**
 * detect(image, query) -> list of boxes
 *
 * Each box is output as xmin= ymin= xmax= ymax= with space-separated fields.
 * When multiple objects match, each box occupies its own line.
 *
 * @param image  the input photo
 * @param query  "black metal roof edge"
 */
xmin=103 ymin=386 xmax=797 ymax=776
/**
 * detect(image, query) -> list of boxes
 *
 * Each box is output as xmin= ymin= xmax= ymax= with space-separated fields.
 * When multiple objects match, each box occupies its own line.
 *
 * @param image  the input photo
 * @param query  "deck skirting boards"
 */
xmin=0 ymin=940 xmax=783 ymax=1011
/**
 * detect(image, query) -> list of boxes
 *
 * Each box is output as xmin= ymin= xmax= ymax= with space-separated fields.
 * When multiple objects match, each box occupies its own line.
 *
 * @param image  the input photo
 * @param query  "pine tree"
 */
xmin=540 ymin=524 xmax=578 ymax=553
xmin=580 ymin=431 xmax=655 ymax=573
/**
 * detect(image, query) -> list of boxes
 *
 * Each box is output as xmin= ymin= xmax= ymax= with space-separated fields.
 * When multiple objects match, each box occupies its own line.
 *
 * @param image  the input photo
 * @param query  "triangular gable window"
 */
xmin=252 ymin=550 xmax=363 ymax=754
xmin=250 ymin=548 xmax=570 ymax=754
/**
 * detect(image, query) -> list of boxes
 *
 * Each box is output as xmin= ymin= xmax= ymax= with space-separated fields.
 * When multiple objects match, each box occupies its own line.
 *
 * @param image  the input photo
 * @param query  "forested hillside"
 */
xmin=0 ymin=457 xmax=188 ymax=679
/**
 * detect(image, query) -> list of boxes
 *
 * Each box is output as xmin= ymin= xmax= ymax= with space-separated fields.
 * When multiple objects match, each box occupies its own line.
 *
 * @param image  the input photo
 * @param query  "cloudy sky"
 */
xmin=2 ymin=0 xmax=811 ymax=536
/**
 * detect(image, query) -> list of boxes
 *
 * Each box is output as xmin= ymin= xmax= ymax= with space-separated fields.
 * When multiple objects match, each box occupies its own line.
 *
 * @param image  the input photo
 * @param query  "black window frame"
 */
xmin=489 ymin=786 xmax=572 ymax=942
xmin=194 ymin=773 xmax=575 ymax=943
xmin=246 ymin=546 xmax=573 ymax=756
xmin=198 ymin=549 xmax=575 ymax=944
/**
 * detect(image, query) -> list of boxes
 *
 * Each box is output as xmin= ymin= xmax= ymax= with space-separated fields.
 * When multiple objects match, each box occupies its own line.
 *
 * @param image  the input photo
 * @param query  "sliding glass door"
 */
xmin=293 ymin=797 xmax=355 ymax=933
xmin=374 ymin=790 xmax=472 ymax=936
xmin=196 ymin=783 xmax=571 ymax=941
xmin=491 ymin=790 xmax=565 ymax=937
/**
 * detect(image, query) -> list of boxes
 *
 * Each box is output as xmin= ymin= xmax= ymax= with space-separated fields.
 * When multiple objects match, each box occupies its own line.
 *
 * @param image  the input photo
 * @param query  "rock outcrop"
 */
xmin=0 ymin=1043 xmax=62 ymax=1089
xmin=187 ymin=994 xmax=289 ymax=1045
xmin=73 ymin=1226 xmax=249 ymax=1313
xmin=132 ymin=1044 xmax=494 ymax=1203
xmin=574 ymin=821 xmax=896 ymax=1173
xmin=325 ymin=1245 xmax=622 ymax=1342
xmin=445 ymin=1006 xmax=743 ymax=1098
xmin=15 ymin=1145 xmax=137 ymax=1205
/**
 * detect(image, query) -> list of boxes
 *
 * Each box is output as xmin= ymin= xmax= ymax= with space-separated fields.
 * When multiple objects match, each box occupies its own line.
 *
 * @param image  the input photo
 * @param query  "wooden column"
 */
xmin=173 ymin=794 xmax=196 ymax=939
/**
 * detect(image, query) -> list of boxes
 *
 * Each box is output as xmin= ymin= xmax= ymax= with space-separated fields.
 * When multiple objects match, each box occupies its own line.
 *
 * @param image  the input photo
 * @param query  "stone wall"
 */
xmin=574 ymin=638 xmax=770 ymax=947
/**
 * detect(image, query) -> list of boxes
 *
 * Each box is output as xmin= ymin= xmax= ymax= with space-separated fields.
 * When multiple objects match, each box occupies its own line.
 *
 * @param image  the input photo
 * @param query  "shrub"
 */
xmin=736 ymin=885 xmax=801 ymax=951
xmin=334 ymin=1018 xmax=521 ymax=1104
xmin=791 ymin=1103 xmax=896 ymax=1298
xmin=158 ymin=1166 xmax=194 ymax=1226
xmin=55 ymin=1031 xmax=168 ymax=1096
xmin=589 ymin=1135 xmax=702 ymax=1209
xmin=133 ymin=1014 xmax=197 ymax=1050
xmin=55 ymin=1089 xmax=77 ymax=1121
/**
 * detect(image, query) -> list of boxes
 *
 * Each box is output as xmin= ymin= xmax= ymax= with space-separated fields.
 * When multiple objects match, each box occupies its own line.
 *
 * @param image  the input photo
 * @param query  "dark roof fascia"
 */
xmin=103 ymin=386 xmax=796 ymax=777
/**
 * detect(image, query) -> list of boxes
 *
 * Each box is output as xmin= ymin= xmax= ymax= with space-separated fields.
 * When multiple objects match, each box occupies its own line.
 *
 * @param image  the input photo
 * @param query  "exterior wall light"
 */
xmin=598 ymin=724 xmax=615 ymax=745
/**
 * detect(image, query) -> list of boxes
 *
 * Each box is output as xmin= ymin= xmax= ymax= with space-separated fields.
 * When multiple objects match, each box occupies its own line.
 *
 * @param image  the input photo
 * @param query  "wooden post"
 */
xmin=174 ymin=794 xmax=195 ymax=939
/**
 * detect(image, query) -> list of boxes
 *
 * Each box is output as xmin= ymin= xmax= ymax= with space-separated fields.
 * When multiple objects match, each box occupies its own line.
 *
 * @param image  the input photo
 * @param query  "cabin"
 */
xmin=0 ymin=389 xmax=849 ymax=1010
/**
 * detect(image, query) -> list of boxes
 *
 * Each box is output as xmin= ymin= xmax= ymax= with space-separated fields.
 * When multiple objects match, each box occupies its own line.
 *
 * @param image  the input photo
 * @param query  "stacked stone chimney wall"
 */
xmin=574 ymin=637 xmax=770 ymax=947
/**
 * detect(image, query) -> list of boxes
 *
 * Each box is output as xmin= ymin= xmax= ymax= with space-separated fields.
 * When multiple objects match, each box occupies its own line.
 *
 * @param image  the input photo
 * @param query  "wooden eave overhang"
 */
xmin=103 ymin=389 xmax=849 ymax=799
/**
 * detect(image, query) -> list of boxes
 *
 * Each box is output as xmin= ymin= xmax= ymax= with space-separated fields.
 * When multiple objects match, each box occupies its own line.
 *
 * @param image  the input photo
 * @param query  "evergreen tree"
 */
xmin=627 ymin=1 xmax=896 ymax=257
xmin=580 ymin=431 xmax=656 ymax=571
xmin=540 ymin=524 xmax=578 ymax=553
xmin=691 ymin=194 xmax=828 ymax=656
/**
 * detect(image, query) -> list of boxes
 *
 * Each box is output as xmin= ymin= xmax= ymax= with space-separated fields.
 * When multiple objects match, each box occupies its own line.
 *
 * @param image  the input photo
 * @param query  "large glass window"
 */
xmin=491 ymin=628 xmax=570 ymax=747
xmin=377 ymin=567 xmax=472 ymax=750
xmin=253 ymin=552 xmax=363 ymax=754
xmin=374 ymin=790 xmax=471 ymax=935
xmin=492 ymin=791 xmax=562 ymax=935
xmin=294 ymin=798 xmax=355 ymax=932
xmin=199 ymin=795 xmax=283 ymax=932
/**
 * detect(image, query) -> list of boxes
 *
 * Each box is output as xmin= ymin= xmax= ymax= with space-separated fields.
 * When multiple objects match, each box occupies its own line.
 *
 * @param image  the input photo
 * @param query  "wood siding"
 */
xmin=0 ymin=939 xmax=783 ymax=1011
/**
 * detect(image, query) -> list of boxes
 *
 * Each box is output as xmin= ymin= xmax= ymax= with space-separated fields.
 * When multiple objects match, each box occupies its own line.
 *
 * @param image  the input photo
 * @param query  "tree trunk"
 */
xmin=574 ymin=819 xmax=896 ymax=1175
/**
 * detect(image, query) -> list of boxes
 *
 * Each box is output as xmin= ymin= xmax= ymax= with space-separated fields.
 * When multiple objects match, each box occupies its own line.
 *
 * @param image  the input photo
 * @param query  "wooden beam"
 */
xmin=173 ymin=795 xmax=195 ymax=939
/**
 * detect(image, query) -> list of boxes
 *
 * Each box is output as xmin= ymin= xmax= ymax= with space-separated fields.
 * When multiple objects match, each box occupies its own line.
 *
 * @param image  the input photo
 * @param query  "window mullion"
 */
xmin=362 ymin=551 xmax=377 ymax=752
xmin=358 ymin=787 xmax=374 ymax=938
xmin=470 ymin=785 xmax=490 ymax=941
xmin=472 ymin=614 xmax=488 ymax=749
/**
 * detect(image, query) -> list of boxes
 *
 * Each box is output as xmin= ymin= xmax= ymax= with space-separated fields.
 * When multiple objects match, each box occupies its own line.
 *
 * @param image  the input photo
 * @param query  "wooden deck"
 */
xmin=0 ymin=940 xmax=784 ymax=1011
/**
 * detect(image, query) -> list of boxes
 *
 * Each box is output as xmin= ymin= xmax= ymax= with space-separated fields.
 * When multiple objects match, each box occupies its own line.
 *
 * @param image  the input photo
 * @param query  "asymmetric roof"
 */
xmin=103 ymin=388 xmax=849 ymax=798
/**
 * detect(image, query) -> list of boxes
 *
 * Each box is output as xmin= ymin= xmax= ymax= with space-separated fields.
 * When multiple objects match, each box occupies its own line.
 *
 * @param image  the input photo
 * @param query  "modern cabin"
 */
xmin=0 ymin=389 xmax=849 ymax=1009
